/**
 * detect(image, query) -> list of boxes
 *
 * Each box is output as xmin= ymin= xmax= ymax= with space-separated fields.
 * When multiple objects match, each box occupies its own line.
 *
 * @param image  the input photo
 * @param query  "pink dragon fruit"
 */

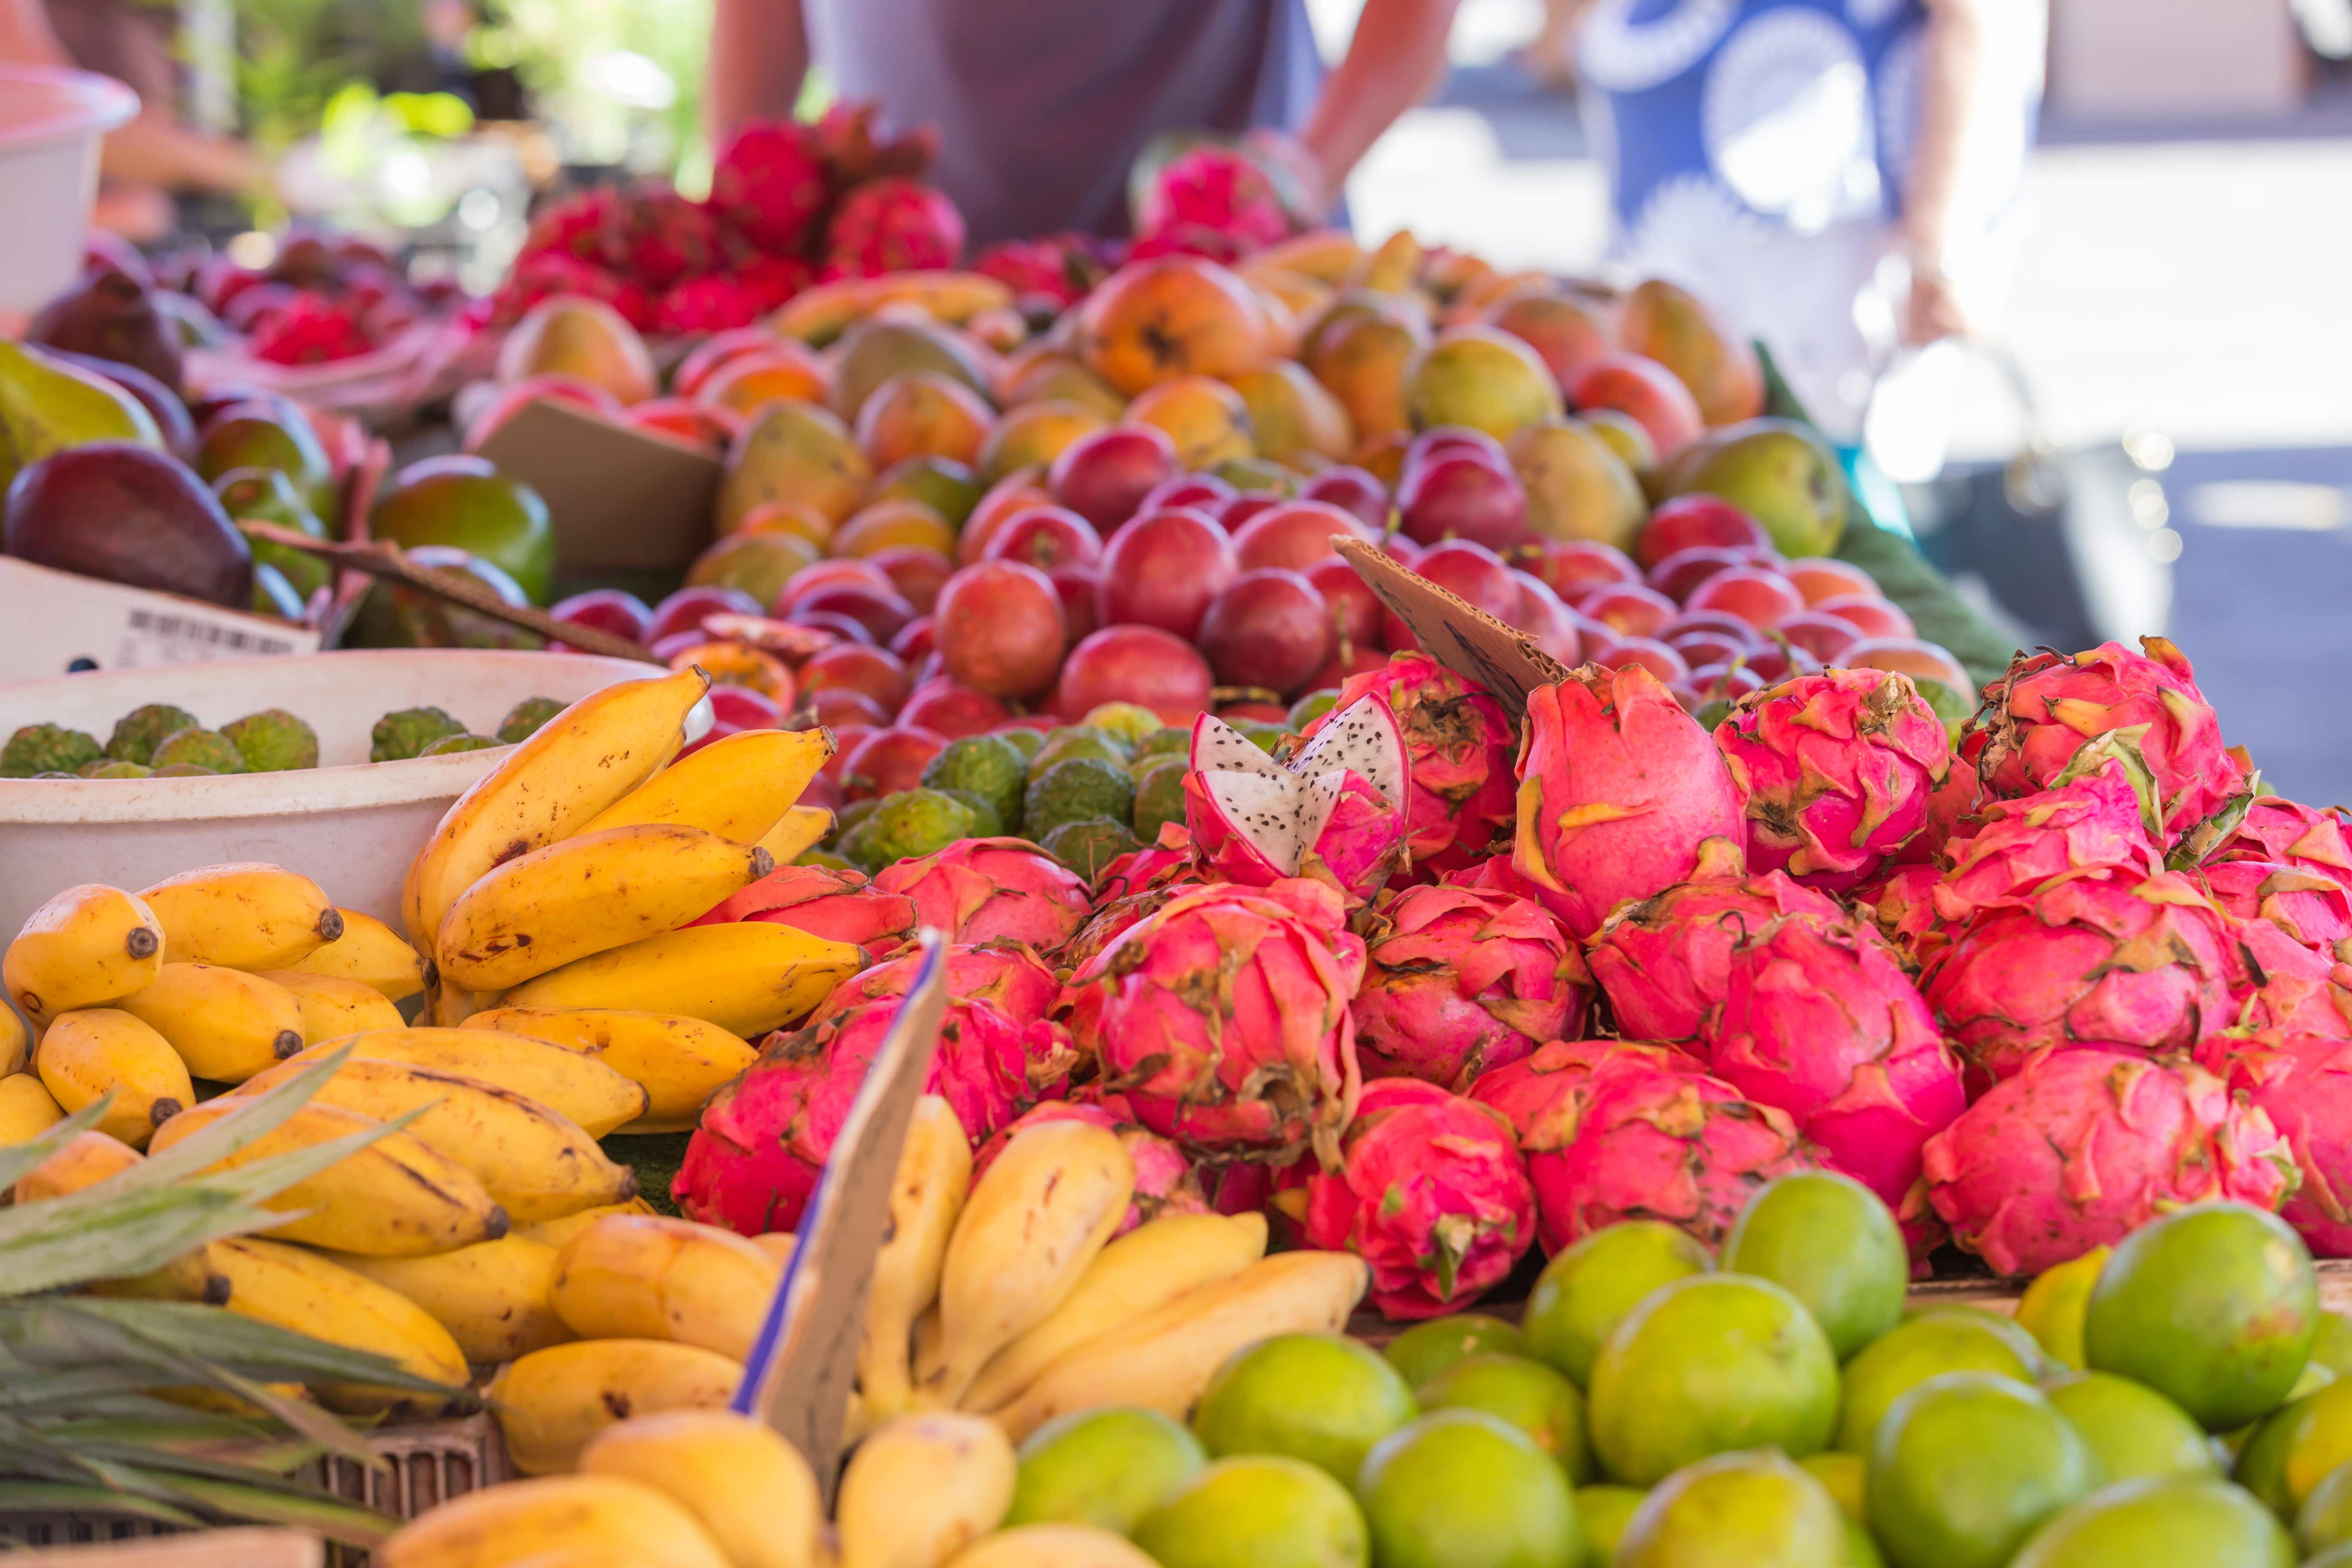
xmin=735 ymin=253 xmax=816 ymax=310
xmin=1352 ymin=882 xmax=1590 ymax=1090
xmin=811 ymin=939 xmax=1061 ymax=1026
xmin=1469 ymin=1039 xmax=1812 ymax=1253
xmin=708 ymin=121 xmax=832 ymax=255
xmin=1975 ymin=637 xmax=2248 ymax=844
xmin=1058 ymin=826 xmax=1210 ymax=973
xmin=1124 ymin=224 xmax=1251 ymax=265
xmin=1930 ymin=747 xmax=2165 ymax=927
xmin=1064 ymin=879 xmax=1366 ymax=1165
xmin=1899 ymin=724 xmax=1988 ymax=866
xmin=1853 ymin=862 xmax=1955 ymax=958
xmin=1295 ymin=1078 xmax=1537 ymax=1320
xmin=2203 ymin=860 xmax=2352 ymax=962
xmin=1184 ymin=697 xmax=1411 ymax=907
xmin=973 ymin=233 xmax=1107 ymax=307
xmin=1511 ymin=664 xmax=1749 ymax=940
xmin=970 ymin=1089 xmax=1210 ymax=1236
xmin=518 ymin=187 xmax=620 ymax=265
xmin=676 ymin=995 xmax=1076 ymax=1234
xmin=1704 ymin=915 xmax=1966 ymax=1211
xmin=870 ymin=837 xmax=1092 ymax=951
xmin=690 ymin=863 xmax=918 ymax=954
xmin=654 ymin=275 xmax=772 ymax=335
xmin=491 ymin=255 xmax=656 ymax=330
xmin=1137 ymin=146 xmax=1292 ymax=249
xmin=1303 ymin=653 xmax=1519 ymax=869
xmin=1712 ymin=668 xmax=1951 ymax=891
xmin=2226 ymin=916 xmax=2352 ymax=1038
xmin=597 ymin=186 xmax=720 ymax=290
xmin=824 ymin=177 xmax=967 ymax=276
xmin=2209 ymin=796 xmax=2352 ymax=882
xmin=1920 ymin=870 xmax=2240 ymax=1087
xmin=2199 ymin=1032 xmax=2352 ymax=1256
xmin=1919 ymin=1046 xmax=2294 ymax=1276
xmin=1584 ymin=872 xmax=1846 ymax=1044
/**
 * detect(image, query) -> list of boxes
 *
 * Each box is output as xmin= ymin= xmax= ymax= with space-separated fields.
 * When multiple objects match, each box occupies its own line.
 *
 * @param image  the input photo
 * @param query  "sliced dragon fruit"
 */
xmin=1183 ymin=695 xmax=1410 ymax=905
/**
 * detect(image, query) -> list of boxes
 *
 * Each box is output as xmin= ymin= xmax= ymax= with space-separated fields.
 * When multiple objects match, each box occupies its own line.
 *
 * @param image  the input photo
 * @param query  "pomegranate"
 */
xmin=932 ymin=560 xmax=1069 ymax=698
xmin=1579 ymin=582 xmax=1679 ymax=639
xmin=866 ymin=548 xmax=954 ymax=615
xmin=1218 ymin=490 xmax=1284 ymax=533
xmin=1590 ymin=635 xmax=1690 ymax=685
xmin=1661 ymin=609 xmax=1758 ymax=643
xmin=1047 ymin=424 xmax=1178 ymax=530
xmin=1302 ymin=466 xmax=1390 ymax=531
xmin=781 ymin=582 xmax=917 ymax=644
xmin=806 ymin=686 xmax=892 ymax=730
xmin=1196 ymin=568 xmax=1335 ymax=696
xmin=1525 ymin=539 xmax=1642 ymax=603
xmin=1690 ymin=663 xmax=1768 ymax=702
xmin=1813 ymin=594 xmax=1915 ymax=640
xmin=1784 ymin=557 xmax=1880 ymax=605
xmin=706 ymin=685 xmax=784 ymax=730
xmin=1231 ymin=499 xmax=1379 ymax=573
xmin=1515 ymin=573 xmax=1584 ymax=665
xmin=982 ymin=505 xmax=1105 ymax=570
xmin=1647 ymin=546 xmax=1752 ymax=603
xmin=1744 ymin=641 xmax=1823 ymax=684
xmin=1095 ymin=507 xmax=1237 ymax=639
xmin=799 ymin=642 xmax=911 ymax=714
xmin=961 ymin=471 xmax=1054 ymax=564
xmin=1667 ymin=630 xmax=1752 ymax=670
xmin=1217 ymin=700 xmax=1291 ymax=723
xmin=1683 ymin=567 xmax=1804 ymax=629
xmin=896 ymin=678 xmax=1013 ymax=738
xmin=1051 ymin=563 xmax=1103 ymax=643
xmin=839 ymin=726 xmax=948 ymax=800
xmin=1383 ymin=539 xmax=1521 ymax=647
xmin=1405 ymin=425 xmax=1510 ymax=474
xmin=551 ymin=588 xmax=653 ymax=647
xmin=1140 ymin=472 xmax=1235 ymax=514
xmin=1840 ymin=638 xmax=1972 ymax=693
xmin=781 ymin=558 xmax=895 ymax=600
xmin=1307 ymin=645 xmax=1392 ymax=691
xmin=1054 ymin=625 xmax=1215 ymax=722
xmin=1772 ymin=610 xmax=1863 ymax=664
xmin=791 ymin=611 xmax=875 ymax=646
xmin=1305 ymin=556 xmax=1381 ymax=653
xmin=1567 ymin=354 xmax=1706 ymax=456
xmin=1635 ymin=495 xmax=1773 ymax=569
xmin=1398 ymin=453 xmax=1529 ymax=551
xmin=890 ymin=616 xmax=935 ymax=662
xmin=647 ymin=585 xmax=761 ymax=645
xmin=821 ymin=726 xmax=879 ymax=781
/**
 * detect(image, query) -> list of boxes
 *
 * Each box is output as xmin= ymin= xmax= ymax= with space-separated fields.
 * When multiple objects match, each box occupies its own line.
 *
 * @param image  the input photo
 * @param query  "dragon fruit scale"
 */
xmin=1585 ymin=872 xmax=1847 ymax=1044
xmin=1137 ymin=145 xmax=1293 ymax=249
xmin=677 ymin=994 xmax=1075 ymax=1234
xmin=1854 ymin=862 xmax=1955 ymax=959
xmin=1920 ymin=870 xmax=2239 ymax=1087
xmin=1304 ymin=653 xmax=1519 ymax=867
xmin=690 ymin=863 xmax=918 ymax=956
xmin=2203 ymin=859 xmax=2352 ymax=965
xmin=1511 ymin=664 xmax=1749 ymax=940
xmin=1919 ymin=1046 xmax=2294 ymax=1277
xmin=709 ymin=121 xmax=832 ymax=255
xmin=1712 ymin=668 xmax=1950 ymax=892
xmin=870 ymin=837 xmax=1092 ymax=952
xmin=2199 ymin=1033 xmax=2352 ymax=1256
xmin=1064 ymin=879 xmax=1366 ymax=1166
xmin=1468 ymin=1039 xmax=1813 ymax=1254
xmin=1705 ymin=915 xmax=1966 ymax=1212
xmin=1297 ymin=1078 xmax=1537 ymax=1320
xmin=598 ymin=185 xmax=720 ymax=291
xmin=824 ymin=177 xmax=967 ymax=277
xmin=1184 ymin=697 xmax=1410 ymax=907
xmin=971 ymin=1090 xmax=1210 ymax=1237
xmin=1929 ymin=746 xmax=2165 ymax=928
xmin=812 ymin=939 xmax=1061 ymax=1026
xmin=1352 ymin=882 xmax=1590 ymax=1091
xmin=2209 ymin=796 xmax=2352 ymax=883
xmin=2225 ymin=915 xmax=2352 ymax=1038
xmin=1975 ymin=637 xmax=2248 ymax=844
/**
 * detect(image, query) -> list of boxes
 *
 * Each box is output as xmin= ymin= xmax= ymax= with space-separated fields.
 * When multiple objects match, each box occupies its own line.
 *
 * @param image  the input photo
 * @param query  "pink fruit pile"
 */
xmin=159 ymin=228 xmax=462 ymax=365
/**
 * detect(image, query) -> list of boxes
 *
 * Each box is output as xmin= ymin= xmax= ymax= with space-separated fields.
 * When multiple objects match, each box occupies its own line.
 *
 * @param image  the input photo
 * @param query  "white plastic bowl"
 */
xmin=0 ymin=649 xmax=657 ymax=937
xmin=0 ymin=66 xmax=138 ymax=312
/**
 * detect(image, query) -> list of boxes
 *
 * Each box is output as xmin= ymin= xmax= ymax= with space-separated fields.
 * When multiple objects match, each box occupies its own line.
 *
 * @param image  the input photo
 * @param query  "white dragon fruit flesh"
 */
xmin=1183 ymin=695 xmax=1410 ymax=905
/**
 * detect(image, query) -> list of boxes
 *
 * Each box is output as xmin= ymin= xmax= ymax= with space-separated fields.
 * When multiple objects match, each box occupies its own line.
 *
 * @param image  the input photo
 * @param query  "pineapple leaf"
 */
xmin=0 ymin=1479 xmax=202 ymax=1526
xmin=0 ymin=1187 xmax=280 ymax=1298
xmin=115 ymin=1046 xmax=357 ymax=1191
xmin=146 ymin=1472 xmax=398 ymax=1549
xmin=0 ymin=1097 xmax=113 ymax=1192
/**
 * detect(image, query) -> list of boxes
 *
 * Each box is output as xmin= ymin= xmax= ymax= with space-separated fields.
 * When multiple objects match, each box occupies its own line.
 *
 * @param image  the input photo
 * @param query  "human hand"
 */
xmin=1904 ymin=256 xmax=1969 ymax=346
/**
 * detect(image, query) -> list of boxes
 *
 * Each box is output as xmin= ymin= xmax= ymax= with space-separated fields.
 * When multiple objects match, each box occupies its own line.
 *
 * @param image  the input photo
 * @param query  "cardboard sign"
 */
xmin=0 ymin=557 xmax=319 ymax=682
xmin=738 ymin=933 xmax=949 ymax=1498
xmin=474 ymin=398 xmax=723 ymax=575
xmin=3 ymin=1528 xmax=322 ymax=1568
xmin=1334 ymin=539 xmax=1567 ymax=717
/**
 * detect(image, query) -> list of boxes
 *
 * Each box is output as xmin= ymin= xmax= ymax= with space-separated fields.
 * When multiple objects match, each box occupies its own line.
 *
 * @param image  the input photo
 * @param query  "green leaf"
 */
xmin=149 ymin=1473 xmax=398 ymax=1548
xmin=0 ymin=1188 xmax=280 ymax=1297
xmin=0 ymin=1479 xmax=200 ymax=1526
xmin=0 ymin=1098 xmax=113 ymax=1193
xmin=113 ymin=1046 xmax=358 ymax=1190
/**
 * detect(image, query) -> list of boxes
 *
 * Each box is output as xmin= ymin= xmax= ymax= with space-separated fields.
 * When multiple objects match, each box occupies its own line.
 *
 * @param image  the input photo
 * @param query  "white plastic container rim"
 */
xmin=0 ymin=64 xmax=138 ymax=156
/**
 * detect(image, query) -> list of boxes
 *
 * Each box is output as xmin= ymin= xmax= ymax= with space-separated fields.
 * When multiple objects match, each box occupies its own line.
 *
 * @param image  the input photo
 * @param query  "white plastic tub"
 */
xmin=0 ymin=66 xmax=138 ymax=312
xmin=0 ymin=650 xmax=658 ymax=937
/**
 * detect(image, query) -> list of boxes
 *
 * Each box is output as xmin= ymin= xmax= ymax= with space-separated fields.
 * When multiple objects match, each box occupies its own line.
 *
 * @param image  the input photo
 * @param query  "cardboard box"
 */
xmin=0 ymin=557 xmax=318 ymax=682
xmin=475 ymin=398 xmax=723 ymax=576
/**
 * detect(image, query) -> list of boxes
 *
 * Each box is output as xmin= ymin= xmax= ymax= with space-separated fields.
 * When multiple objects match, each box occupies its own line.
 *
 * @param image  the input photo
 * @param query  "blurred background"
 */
xmin=28 ymin=0 xmax=2352 ymax=792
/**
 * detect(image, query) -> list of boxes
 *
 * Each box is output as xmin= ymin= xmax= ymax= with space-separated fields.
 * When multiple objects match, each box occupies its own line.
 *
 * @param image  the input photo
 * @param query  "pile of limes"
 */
xmin=993 ymin=1173 xmax=2352 ymax=1568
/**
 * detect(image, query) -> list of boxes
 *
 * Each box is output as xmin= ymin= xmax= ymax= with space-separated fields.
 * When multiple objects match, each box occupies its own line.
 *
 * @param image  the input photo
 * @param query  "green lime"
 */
xmin=1416 ymin=1354 xmax=1590 ymax=1480
xmin=2045 ymin=1372 xmax=2218 ymax=1485
xmin=1725 ymin=1171 xmax=1908 ymax=1362
xmin=2315 ymin=1314 xmax=2352 ymax=1379
xmin=2085 ymin=1204 xmax=2318 ymax=1431
xmin=2009 ymin=1475 xmax=2295 ymax=1568
xmin=1191 ymin=1333 xmax=1418 ymax=1485
xmin=1356 ymin=1409 xmax=1583 ymax=1568
xmin=1005 ymin=1406 xmax=1206 ymax=1533
xmin=1615 ymin=1449 xmax=1848 ymax=1567
xmin=1835 ymin=1311 xmax=2035 ymax=1454
xmin=2282 ymin=1377 xmax=2352 ymax=1514
xmin=1385 ymin=1314 xmax=1524 ymax=1390
xmin=1800 ymin=1451 xmax=1866 ymax=1522
xmin=1573 ymin=1485 xmax=1646 ymax=1565
xmin=1846 ymin=1517 xmax=1888 ymax=1566
xmin=1130 ymin=1455 xmax=1369 ymax=1568
xmin=1587 ymin=1274 xmax=1839 ymax=1486
xmin=1865 ymin=1372 xmax=2098 ymax=1568
xmin=2302 ymin=1460 xmax=2352 ymax=1556
xmin=2230 ymin=1386 xmax=2318 ymax=1518
xmin=1522 ymin=1220 xmax=1711 ymax=1388
xmin=2015 ymin=1249 xmax=2110 ymax=1372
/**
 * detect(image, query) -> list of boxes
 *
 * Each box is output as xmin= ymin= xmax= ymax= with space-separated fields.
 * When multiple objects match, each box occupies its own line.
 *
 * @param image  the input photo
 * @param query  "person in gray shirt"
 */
xmin=707 ymin=0 xmax=1462 ymax=245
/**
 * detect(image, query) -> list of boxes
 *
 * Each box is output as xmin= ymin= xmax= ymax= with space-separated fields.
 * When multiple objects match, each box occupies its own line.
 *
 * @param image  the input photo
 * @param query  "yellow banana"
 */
xmin=992 ymin=1250 xmax=1371 ymax=1440
xmin=547 ymin=1213 xmax=779 ymax=1361
xmin=282 ymin=1029 xmax=647 ymax=1138
xmin=256 ymin=968 xmax=407 ymax=1043
xmin=580 ymin=1410 xmax=821 ymax=1568
xmin=115 ymin=963 xmax=306 ymax=1082
xmin=756 ymin=805 xmax=835 ymax=867
xmin=378 ymin=1474 xmax=733 ymax=1568
xmin=1354 ymin=229 xmax=1424 ymax=294
xmin=148 ymin=1096 xmax=507 ymax=1256
xmin=580 ymin=727 xmax=834 ymax=844
xmin=324 ymin=1234 xmax=574 ymax=1364
xmin=1251 ymin=228 xmax=1367 ymax=285
xmin=486 ymin=1338 xmax=742 ymax=1476
xmin=424 ymin=979 xmax=499 ymax=1028
xmin=239 ymin=1055 xmax=636 ymax=1224
xmin=0 ymin=999 xmax=26 ymax=1075
xmin=913 ymin=1305 xmax=945 ymax=1388
xmin=405 ymin=667 xmax=709 ymax=953
xmin=501 ymin=923 xmax=863 ymax=1038
xmin=0 ymin=1072 xmax=64 ymax=1143
xmin=946 ymin=1526 xmax=1161 ymax=1568
xmin=282 ymin=907 xmax=431 ymax=1001
xmin=462 ymin=1008 xmax=757 ymax=1134
xmin=208 ymin=1237 xmax=467 ymax=1416
xmin=437 ymin=824 xmax=771 ymax=992
xmin=924 ymin=1121 xmax=1132 ymax=1409
xmin=962 ymin=1211 xmax=1268 ymax=1414
xmin=16 ymin=1127 xmax=139 ymax=1201
xmin=4 ymin=884 xmax=164 ymax=1026
xmin=836 ymin=1413 xmax=1016 ymax=1568
xmin=862 ymin=270 xmax=1015 ymax=323
xmin=138 ymin=863 xmax=343 ymax=970
xmin=35 ymin=1008 xmax=192 ymax=1148
xmin=863 ymin=1096 xmax=970 ymax=1424
xmin=515 ymin=1197 xmax=656 ymax=1251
